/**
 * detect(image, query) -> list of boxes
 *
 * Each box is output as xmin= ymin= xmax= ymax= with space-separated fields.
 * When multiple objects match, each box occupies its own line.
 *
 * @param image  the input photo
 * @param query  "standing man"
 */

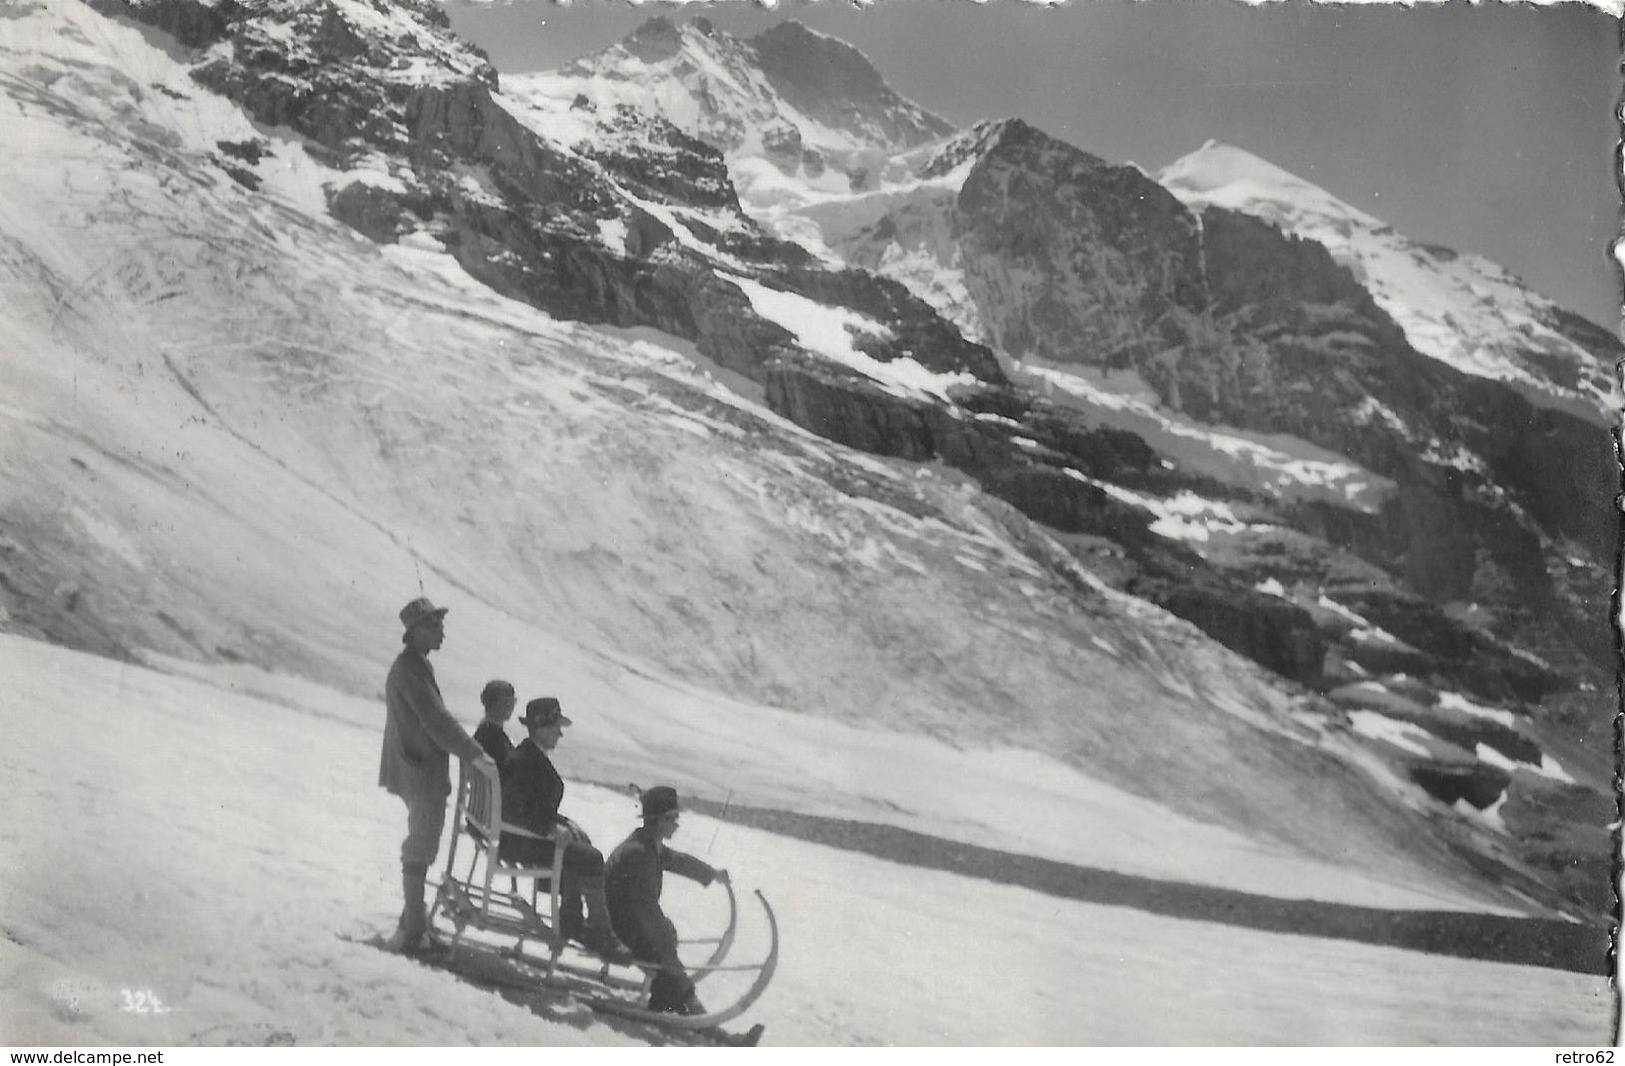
xmin=380 ymin=596 xmax=493 ymax=955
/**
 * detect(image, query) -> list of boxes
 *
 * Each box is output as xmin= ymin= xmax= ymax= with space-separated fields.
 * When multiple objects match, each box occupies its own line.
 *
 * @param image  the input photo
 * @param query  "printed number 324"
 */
xmin=120 ymin=989 xmax=171 ymax=1014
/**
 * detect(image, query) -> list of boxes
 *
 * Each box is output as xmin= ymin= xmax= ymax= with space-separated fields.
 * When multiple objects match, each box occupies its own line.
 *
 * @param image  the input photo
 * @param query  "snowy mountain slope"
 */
xmin=1160 ymin=140 xmax=1617 ymax=423
xmin=769 ymin=126 xmax=994 ymax=340
xmin=516 ymin=17 xmax=1617 ymax=716
xmin=508 ymin=20 xmax=1618 ymax=924
xmin=2 ymin=16 xmax=1618 ymax=1056
xmin=1 ymin=0 xmax=1558 ymax=921
xmin=2 ymin=636 xmax=1610 ymax=1046
xmin=783 ymin=113 xmax=1615 ymax=654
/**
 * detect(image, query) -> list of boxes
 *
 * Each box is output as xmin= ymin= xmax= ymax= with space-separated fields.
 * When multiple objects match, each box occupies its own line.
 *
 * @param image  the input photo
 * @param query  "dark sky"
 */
xmin=444 ymin=0 xmax=1622 ymax=330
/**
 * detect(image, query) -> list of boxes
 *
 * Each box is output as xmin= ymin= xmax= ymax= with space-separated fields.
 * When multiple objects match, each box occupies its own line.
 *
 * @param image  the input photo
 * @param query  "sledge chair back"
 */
xmin=465 ymin=757 xmax=502 ymax=844
xmin=434 ymin=759 xmax=569 ymax=975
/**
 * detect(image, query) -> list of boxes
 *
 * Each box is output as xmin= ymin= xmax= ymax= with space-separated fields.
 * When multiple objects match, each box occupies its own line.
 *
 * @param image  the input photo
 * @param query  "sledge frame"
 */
xmin=429 ymin=763 xmax=743 ymax=981
xmin=582 ymin=888 xmax=781 ymax=1032
xmin=428 ymin=761 xmax=779 ymax=1031
xmin=431 ymin=759 xmax=569 ymax=976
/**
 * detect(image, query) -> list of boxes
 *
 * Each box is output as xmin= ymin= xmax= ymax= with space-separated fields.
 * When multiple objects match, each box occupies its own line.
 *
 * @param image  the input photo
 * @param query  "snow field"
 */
xmin=0 ymin=635 xmax=1609 ymax=1045
xmin=0 ymin=636 xmax=631 ymax=1046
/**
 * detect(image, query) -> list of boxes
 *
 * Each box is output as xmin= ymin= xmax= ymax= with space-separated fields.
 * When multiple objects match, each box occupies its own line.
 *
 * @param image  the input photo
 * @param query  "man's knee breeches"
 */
xmin=400 ymin=787 xmax=447 ymax=869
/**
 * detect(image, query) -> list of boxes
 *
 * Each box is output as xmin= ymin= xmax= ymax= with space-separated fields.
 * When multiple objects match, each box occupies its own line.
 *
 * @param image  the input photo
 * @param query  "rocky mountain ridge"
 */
xmin=518 ymin=15 xmax=952 ymax=209
xmin=1161 ymin=140 xmax=1618 ymax=423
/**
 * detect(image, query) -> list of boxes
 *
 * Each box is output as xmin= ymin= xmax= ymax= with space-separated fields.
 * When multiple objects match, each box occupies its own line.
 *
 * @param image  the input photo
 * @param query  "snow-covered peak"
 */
xmin=1160 ymin=141 xmax=1382 ymax=233
xmin=1160 ymin=141 xmax=1619 ymax=419
xmin=533 ymin=17 xmax=786 ymax=154
xmin=509 ymin=17 xmax=953 ymax=216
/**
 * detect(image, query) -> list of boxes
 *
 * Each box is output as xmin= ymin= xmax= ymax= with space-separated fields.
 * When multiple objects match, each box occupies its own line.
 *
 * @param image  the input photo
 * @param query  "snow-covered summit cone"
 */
xmin=1160 ymin=141 xmax=1619 ymax=422
xmin=510 ymin=17 xmax=953 ymax=210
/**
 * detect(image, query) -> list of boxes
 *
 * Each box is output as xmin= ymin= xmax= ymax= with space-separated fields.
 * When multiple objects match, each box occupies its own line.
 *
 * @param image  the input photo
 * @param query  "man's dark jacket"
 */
xmin=604 ymin=825 xmax=717 ymax=968
xmin=498 ymin=737 xmax=566 ymax=865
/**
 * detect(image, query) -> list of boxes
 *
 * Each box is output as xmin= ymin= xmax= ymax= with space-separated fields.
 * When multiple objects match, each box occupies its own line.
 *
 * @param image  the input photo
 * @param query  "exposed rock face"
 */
xmin=954 ymin=120 xmax=1207 ymax=369
xmin=1200 ymin=205 xmax=1616 ymax=571
xmin=1502 ymin=777 xmax=1617 ymax=915
xmin=1454 ymin=375 xmax=1617 ymax=563
xmin=180 ymin=0 xmax=497 ymax=164
xmin=576 ymin=104 xmax=743 ymax=213
xmin=751 ymin=21 xmax=954 ymax=150
xmin=1138 ymin=576 xmax=1326 ymax=684
xmin=1327 ymin=682 xmax=1544 ymax=765
xmin=87 ymin=0 xmax=231 ymax=47
xmin=327 ymin=181 xmax=410 ymax=243
xmin=1334 ymin=588 xmax=1563 ymax=704
xmin=402 ymin=86 xmax=612 ymax=216
xmin=1182 ymin=204 xmax=1420 ymax=441
xmin=923 ymin=120 xmax=1612 ymax=698
xmin=764 ymin=359 xmax=1329 ymax=684
xmin=765 ymin=361 xmax=943 ymax=461
xmin=1408 ymin=760 xmax=1512 ymax=810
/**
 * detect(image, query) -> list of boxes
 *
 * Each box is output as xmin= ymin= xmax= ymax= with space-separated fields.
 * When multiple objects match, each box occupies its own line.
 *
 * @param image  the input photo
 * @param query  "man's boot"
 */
xmin=692 ymin=991 xmax=765 ymax=1046
xmin=702 ymin=1024 xmax=766 ymax=1047
xmin=647 ymin=972 xmax=690 ymax=1014
xmin=386 ymin=863 xmax=443 ymax=955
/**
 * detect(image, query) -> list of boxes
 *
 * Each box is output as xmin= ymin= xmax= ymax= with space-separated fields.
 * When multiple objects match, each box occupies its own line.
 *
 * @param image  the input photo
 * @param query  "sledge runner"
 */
xmin=605 ymin=786 xmax=765 ymax=1047
xmin=499 ymin=697 xmax=633 ymax=964
xmin=379 ymin=597 xmax=494 ymax=956
xmin=473 ymin=679 xmax=517 ymax=766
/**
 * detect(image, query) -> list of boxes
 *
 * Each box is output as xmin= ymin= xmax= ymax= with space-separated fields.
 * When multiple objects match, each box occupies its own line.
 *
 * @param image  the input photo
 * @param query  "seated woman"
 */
xmin=473 ymin=679 xmax=516 ymax=765
xmin=499 ymin=697 xmax=630 ymax=963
